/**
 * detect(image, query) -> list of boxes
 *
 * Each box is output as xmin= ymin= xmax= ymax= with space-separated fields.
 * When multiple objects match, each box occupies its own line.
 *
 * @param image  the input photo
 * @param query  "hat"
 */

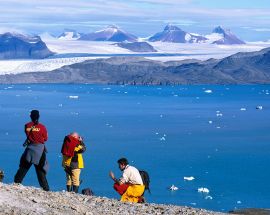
xmin=30 ymin=110 xmax=40 ymax=121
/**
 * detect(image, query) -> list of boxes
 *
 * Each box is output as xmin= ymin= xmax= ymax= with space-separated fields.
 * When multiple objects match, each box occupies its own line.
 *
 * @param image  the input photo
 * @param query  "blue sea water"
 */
xmin=0 ymin=84 xmax=269 ymax=212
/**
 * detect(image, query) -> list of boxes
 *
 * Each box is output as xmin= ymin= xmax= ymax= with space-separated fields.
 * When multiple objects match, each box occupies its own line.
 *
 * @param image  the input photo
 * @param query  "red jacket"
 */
xmin=25 ymin=122 xmax=48 ymax=144
xmin=61 ymin=135 xmax=80 ymax=157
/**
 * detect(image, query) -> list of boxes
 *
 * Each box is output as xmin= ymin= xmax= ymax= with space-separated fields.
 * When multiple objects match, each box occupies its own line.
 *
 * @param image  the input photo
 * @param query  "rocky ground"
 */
xmin=0 ymin=182 xmax=227 ymax=215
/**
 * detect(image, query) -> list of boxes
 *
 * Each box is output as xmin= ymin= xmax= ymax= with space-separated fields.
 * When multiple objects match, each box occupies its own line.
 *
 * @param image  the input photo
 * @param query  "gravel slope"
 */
xmin=0 ymin=183 xmax=226 ymax=215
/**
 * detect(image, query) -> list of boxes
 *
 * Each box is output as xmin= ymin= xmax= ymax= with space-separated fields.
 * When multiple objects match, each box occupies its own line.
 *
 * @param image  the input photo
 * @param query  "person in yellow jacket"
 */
xmin=109 ymin=158 xmax=145 ymax=203
xmin=61 ymin=132 xmax=86 ymax=193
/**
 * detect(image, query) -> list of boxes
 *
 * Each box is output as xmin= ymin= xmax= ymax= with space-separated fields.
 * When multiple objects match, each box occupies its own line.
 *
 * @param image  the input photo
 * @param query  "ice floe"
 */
xmin=208 ymin=120 xmax=213 ymax=124
xmin=198 ymin=187 xmax=209 ymax=193
xmin=184 ymin=176 xmax=195 ymax=181
xmin=169 ymin=185 xmax=179 ymax=191
xmin=204 ymin=89 xmax=212 ymax=94
xmin=160 ymin=136 xmax=166 ymax=141
xmin=256 ymin=105 xmax=263 ymax=110
xmin=240 ymin=108 xmax=246 ymax=111
xmin=205 ymin=195 xmax=213 ymax=200
xmin=69 ymin=95 xmax=79 ymax=99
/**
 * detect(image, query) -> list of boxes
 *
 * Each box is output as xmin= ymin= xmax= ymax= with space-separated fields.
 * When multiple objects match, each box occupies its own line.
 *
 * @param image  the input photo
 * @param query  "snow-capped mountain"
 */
xmin=207 ymin=26 xmax=245 ymax=45
xmin=148 ymin=24 xmax=207 ymax=43
xmin=0 ymin=32 xmax=53 ymax=59
xmin=79 ymin=25 xmax=137 ymax=42
xmin=58 ymin=29 xmax=81 ymax=40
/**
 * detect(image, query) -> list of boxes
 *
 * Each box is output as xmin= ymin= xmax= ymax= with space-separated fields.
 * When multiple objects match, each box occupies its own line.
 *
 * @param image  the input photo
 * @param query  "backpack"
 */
xmin=82 ymin=188 xmax=94 ymax=196
xmin=139 ymin=170 xmax=150 ymax=193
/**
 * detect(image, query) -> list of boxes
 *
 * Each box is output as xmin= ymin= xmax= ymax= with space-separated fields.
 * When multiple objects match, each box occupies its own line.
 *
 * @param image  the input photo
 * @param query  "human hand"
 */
xmin=109 ymin=171 xmax=115 ymax=180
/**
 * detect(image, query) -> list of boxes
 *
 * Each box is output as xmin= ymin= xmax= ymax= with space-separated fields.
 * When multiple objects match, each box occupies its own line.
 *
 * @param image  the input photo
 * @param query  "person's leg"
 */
xmin=65 ymin=167 xmax=72 ymax=191
xmin=120 ymin=185 xmax=145 ymax=203
xmin=71 ymin=169 xmax=81 ymax=193
xmin=35 ymin=165 xmax=49 ymax=191
xmin=14 ymin=156 xmax=32 ymax=183
xmin=35 ymin=151 xmax=49 ymax=191
xmin=113 ymin=183 xmax=129 ymax=195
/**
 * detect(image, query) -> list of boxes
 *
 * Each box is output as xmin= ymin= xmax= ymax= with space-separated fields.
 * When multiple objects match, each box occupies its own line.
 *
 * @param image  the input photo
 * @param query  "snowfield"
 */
xmin=0 ymin=36 xmax=269 ymax=75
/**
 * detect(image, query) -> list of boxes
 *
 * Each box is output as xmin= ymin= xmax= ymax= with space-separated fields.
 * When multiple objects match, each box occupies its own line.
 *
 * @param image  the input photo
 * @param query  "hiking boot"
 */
xmin=73 ymin=185 xmax=79 ymax=193
xmin=66 ymin=185 xmax=72 ymax=192
xmin=138 ymin=196 xmax=145 ymax=203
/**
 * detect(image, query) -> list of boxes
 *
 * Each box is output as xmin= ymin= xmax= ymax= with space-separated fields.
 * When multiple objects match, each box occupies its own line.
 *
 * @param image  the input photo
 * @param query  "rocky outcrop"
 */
xmin=0 ymin=183 xmax=225 ymax=215
xmin=0 ymin=33 xmax=53 ymax=59
xmin=115 ymin=42 xmax=157 ymax=52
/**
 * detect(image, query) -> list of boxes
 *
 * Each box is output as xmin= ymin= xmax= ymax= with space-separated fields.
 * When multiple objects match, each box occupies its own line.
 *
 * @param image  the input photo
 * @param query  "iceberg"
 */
xmin=169 ymin=185 xmax=179 ymax=191
xmin=198 ymin=187 xmax=209 ymax=193
xmin=204 ymin=89 xmax=212 ymax=93
xmin=69 ymin=95 xmax=79 ymax=99
xmin=184 ymin=176 xmax=195 ymax=181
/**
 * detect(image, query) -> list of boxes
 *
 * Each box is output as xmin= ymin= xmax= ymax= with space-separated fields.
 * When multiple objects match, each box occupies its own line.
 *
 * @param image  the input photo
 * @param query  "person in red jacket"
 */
xmin=14 ymin=110 xmax=49 ymax=191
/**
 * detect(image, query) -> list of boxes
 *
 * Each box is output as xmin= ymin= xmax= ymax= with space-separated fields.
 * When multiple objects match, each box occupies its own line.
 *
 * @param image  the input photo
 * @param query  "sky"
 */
xmin=0 ymin=0 xmax=269 ymax=41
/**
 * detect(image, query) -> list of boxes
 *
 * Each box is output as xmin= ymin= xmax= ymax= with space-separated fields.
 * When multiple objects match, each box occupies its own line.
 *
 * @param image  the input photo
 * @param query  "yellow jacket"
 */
xmin=62 ymin=145 xmax=85 ymax=169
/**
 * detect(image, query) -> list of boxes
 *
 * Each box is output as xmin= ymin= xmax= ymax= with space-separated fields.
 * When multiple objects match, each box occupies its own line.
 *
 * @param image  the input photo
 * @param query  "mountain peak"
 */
xmin=164 ymin=24 xmax=181 ymax=31
xmin=106 ymin=25 xmax=120 ymax=30
xmin=211 ymin=26 xmax=245 ymax=45
xmin=212 ymin=26 xmax=229 ymax=35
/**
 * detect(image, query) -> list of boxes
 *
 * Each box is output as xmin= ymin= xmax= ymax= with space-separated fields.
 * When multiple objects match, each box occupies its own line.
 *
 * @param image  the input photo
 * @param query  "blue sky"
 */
xmin=0 ymin=0 xmax=269 ymax=41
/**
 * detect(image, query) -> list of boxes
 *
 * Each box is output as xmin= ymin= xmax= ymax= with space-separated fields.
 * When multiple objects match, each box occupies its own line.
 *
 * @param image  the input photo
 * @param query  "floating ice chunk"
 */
xmin=208 ymin=121 xmax=213 ymax=124
xmin=240 ymin=108 xmax=246 ymax=111
xmin=205 ymin=195 xmax=213 ymax=200
xmin=256 ymin=105 xmax=263 ymax=110
xmin=70 ymin=112 xmax=79 ymax=115
xmin=216 ymin=126 xmax=221 ymax=129
xmin=58 ymin=104 xmax=63 ymax=107
xmin=160 ymin=137 xmax=166 ymax=141
xmin=169 ymin=185 xmax=179 ymax=191
xmin=69 ymin=95 xmax=79 ymax=99
xmin=237 ymin=201 xmax=242 ymax=204
xmin=190 ymin=203 xmax=197 ymax=206
xmin=184 ymin=176 xmax=195 ymax=181
xmin=198 ymin=187 xmax=210 ymax=193
xmin=204 ymin=89 xmax=212 ymax=93
xmin=216 ymin=113 xmax=223 ymax=117
xmin=160 ymin=114 xmax=163 ymax=118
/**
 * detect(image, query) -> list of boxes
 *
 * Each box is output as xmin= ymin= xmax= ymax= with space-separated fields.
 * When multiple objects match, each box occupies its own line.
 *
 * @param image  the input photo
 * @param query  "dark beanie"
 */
xmin=30 ymin=110 xmax=40 ymax=122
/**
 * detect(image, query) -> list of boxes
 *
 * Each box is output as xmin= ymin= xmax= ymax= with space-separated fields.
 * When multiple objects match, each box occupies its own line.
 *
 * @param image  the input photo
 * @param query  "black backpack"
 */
xmin=139 ymin=170 xmax=150 ymax=193
xmin=82 ymin=188 xmax=94 ymax=196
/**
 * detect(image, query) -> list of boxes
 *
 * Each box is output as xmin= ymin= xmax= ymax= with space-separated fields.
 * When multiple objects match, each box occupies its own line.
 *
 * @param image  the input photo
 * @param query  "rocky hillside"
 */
xmin=0 ymin=47 xmax=269 ymax=84
xmin=0 ymin=183 xmax=225 ymax=215
xmin=0 ymin=33 xmax=53 ymax=59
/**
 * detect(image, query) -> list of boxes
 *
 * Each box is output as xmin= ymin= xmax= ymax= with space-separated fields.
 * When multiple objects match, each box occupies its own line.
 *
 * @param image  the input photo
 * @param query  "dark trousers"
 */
xmin=14 ymin=151 xmax=49 ymax=191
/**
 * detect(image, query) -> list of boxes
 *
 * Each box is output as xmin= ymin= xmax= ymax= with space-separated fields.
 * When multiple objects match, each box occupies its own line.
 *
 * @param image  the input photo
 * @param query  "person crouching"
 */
xmin=61 ymin=132 xmax=86 ymax=193
xmin=109 ymin=157 xmax=145 ymax=203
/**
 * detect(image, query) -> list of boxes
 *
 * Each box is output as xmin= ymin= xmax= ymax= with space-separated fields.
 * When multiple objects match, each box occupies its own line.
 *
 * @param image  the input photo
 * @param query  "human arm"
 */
xmin=109 ymin=171 xmax=123 ymax=185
